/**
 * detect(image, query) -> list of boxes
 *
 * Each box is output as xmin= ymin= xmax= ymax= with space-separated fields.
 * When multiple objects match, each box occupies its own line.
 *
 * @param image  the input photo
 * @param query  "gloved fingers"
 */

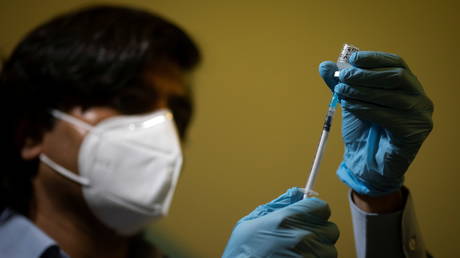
xmin=341 ymin=99 xmax=433 ymax=139
xmin=341 ymin=99 xmax=406 ymax=133
xmin=281 ymin=197 xmax=332 ymax=221
xmin=322 ymin=222 xmax=340 ymax=244
xmin=349 ymin=51 xmax=408 ymax=69
xmin=335 ymin=83 xmax=425 ymax=111
xmin=238 ymin=188 xmax=304 ymax=223
xmin=339 ymin=66 xmax=423 ymax=93
xmin=319 ymin=61 xmax=340 ymax=92
xmin=279 ymin=208 xmax=339 ymax=243
xmin=268 ymin=187 xmax=305 ymax=206
xmin=302 ymin=221 xmax=340 ymax=244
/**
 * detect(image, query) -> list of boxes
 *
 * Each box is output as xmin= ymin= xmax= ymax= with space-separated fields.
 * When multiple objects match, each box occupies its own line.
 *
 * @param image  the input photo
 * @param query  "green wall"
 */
xmin=1 ymin=0 xmax=459 ymax=257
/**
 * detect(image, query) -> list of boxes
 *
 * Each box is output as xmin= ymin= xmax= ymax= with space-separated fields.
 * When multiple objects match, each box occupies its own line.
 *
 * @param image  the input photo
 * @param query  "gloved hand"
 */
xmin=319 ymin=51 xmax=434 ymax=196
xmin=222 ymin=188 xmax=339 ymax=258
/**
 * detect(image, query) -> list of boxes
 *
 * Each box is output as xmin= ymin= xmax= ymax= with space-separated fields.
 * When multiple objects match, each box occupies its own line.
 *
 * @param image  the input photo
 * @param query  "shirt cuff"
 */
xmin=349 ymin=187 xmax=427 ymax=258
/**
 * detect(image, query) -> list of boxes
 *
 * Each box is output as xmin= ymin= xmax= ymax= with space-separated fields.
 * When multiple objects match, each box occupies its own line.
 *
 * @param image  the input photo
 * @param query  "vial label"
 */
xmin=337 ymin=43 xmax=360 ymax=70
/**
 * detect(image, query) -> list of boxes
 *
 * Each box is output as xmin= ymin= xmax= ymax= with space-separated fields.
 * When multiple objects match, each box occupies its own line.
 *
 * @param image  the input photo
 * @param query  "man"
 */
xmin=0 ymin=5 xmax=432 ymax=258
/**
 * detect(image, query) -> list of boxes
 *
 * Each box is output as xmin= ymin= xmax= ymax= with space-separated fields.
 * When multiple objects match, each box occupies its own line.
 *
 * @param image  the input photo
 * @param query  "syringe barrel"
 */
xmin=303 ymin=43 xmax=360 ymax=198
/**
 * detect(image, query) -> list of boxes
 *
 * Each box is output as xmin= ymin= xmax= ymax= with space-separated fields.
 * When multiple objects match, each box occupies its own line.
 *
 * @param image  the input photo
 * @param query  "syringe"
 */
xmin=303 ymin=43 xmax=359 ymax=199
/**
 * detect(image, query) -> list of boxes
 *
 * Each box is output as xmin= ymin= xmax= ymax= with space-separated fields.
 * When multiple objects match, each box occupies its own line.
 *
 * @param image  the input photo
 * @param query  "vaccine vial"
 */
xmin=334 ymin=43 xmax=360 ymax=77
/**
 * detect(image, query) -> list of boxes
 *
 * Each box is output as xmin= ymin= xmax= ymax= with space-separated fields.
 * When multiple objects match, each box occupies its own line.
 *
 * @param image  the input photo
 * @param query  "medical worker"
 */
xmin=0 ymin=5 xmax=432 ymax=258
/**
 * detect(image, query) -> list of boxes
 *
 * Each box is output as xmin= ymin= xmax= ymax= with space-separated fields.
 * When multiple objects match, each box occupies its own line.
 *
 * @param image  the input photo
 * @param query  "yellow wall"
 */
xmin=1 ymin=0 xmax=459 ymax=257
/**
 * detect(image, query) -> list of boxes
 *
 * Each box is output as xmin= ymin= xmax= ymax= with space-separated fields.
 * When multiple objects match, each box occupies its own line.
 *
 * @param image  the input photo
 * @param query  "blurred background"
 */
xmin=1 ymin=0 xmax=459 ymax=257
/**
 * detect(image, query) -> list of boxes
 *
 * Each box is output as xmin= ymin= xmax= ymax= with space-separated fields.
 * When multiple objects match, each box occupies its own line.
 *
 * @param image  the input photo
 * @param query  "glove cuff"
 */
xmin=336 ymin=162 xmax=403 ymax=197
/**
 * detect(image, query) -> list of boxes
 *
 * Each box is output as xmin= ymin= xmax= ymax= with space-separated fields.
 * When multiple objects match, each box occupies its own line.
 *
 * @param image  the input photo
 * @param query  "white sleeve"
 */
xmin=350 ymin=187 xmax=427 ymax=258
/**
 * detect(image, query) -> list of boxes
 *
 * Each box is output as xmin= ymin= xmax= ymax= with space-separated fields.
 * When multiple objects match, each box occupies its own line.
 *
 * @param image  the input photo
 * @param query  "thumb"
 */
xmin=319 ymin=61 xmax=339 ymax=92
xmin=238 ymin=188 xmax=304 ymax=223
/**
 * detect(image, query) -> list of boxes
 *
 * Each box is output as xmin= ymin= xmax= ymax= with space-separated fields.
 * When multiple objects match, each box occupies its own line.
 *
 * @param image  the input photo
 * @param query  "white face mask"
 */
xmin=39 ymin=109 xmax=183 ymax=235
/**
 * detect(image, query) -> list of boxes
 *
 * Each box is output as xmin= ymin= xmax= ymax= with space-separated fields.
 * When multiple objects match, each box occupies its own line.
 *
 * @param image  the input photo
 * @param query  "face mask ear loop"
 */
xmin=39 ymin=154 xmax=91 ymax=186
xmin=51 ymin=110 xmax=93 ymax=131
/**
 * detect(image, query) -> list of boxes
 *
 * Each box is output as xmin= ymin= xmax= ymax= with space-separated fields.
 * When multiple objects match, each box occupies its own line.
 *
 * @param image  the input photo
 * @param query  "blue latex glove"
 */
xmin=222 ymin=188 xmax=339 ymax=258
xmin=319 ymin=51 xmax=434 ymax=196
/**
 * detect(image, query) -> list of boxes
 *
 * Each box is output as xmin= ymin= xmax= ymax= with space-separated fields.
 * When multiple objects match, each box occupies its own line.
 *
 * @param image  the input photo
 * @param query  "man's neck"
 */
xmin=30 ymin=175 xmax=131 ymax=258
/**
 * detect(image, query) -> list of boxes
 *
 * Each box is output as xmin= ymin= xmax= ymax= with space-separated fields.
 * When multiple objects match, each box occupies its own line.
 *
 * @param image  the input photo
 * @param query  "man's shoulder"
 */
xmin=0 ymin=208 xmax=67 ymax=258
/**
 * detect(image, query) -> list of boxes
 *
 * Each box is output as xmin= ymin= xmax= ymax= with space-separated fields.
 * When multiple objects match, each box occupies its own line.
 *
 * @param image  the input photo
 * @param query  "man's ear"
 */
xmin=21 ymin=138 xmax=43 ymax=160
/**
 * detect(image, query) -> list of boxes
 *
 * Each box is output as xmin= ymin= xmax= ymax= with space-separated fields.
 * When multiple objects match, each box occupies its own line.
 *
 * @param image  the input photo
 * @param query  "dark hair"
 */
xmin=0 ymin=5 xmax=200 ymax=215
